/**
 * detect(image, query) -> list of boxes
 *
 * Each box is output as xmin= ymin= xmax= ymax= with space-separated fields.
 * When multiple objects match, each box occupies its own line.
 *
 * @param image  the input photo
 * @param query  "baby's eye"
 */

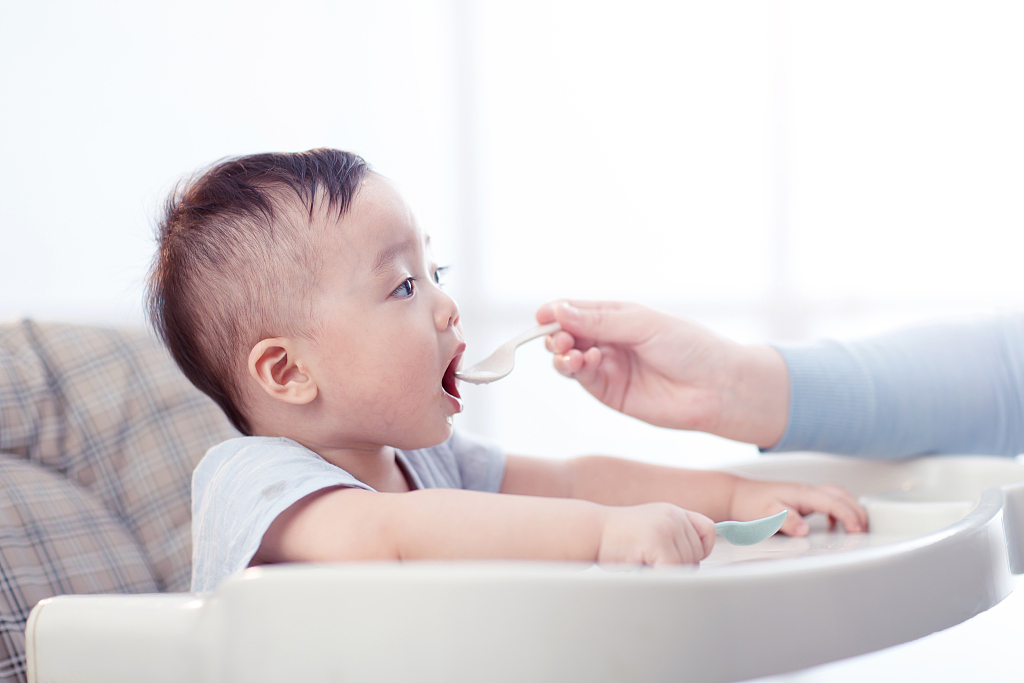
xmin=433 ymin=265 xmax=450 ymax=286
xmin=391 ymin=278 xmax=416 ymax=298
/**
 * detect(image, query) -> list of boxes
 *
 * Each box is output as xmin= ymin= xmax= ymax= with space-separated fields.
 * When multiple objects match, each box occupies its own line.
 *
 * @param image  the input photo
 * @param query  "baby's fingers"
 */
xmin=795 ymin=488 xmax=867 ymax=533
xmin=692 ymin=512 xmax=717 ymax=558
xmin=818 ymin=484 xmax=869 ymax=530
xmin=777 ymin=508 xmax=810 ymax=536
xmin=667 ymin=512 xmax=715 ymax=565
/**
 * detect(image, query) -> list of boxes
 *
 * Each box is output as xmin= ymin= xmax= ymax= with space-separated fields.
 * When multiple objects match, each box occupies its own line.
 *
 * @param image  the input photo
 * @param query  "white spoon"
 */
xmin=715 ymin=510 xmax=789 ymax=546
xmin=455 ymin=322 xmax=562 ymax=384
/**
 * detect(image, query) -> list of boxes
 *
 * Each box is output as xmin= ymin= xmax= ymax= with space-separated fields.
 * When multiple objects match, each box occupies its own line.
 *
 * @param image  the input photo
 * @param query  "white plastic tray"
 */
xmin=25 ymin=454 xmax=1024 ymax=683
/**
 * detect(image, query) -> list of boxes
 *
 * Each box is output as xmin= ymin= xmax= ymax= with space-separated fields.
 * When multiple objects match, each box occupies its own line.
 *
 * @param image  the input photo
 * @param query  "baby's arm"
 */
xmin=253 ymin=486 xmax=715 ymax=567
xmin=500 ymin=455 xmax=867 ymax=536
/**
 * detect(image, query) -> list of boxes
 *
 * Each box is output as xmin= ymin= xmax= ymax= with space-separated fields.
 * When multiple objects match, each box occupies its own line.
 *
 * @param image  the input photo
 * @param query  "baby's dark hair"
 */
xmin=147 ymin=148 xmax=369 ymax=435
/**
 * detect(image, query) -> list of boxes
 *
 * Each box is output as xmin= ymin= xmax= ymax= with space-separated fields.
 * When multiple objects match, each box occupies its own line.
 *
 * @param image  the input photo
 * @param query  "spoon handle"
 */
xmin=715 ymin=510 xmax=788 ymax=546
xmin=506 ymin=322 xmax=562 ymax=349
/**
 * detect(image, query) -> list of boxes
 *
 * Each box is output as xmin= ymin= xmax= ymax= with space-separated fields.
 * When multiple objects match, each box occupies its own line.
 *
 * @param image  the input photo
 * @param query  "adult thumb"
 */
xmin=552 ymin=302 xmax=646 ymax=345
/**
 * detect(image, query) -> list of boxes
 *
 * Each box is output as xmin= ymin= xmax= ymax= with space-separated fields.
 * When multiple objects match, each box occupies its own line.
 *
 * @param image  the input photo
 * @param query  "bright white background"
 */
xmin=2 ymin=1 xmax=1024 ymax=680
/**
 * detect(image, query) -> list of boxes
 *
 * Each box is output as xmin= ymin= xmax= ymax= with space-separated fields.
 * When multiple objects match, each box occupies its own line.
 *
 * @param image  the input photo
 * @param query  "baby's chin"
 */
xmin=386 ymin=420 xmax=455 ymax=452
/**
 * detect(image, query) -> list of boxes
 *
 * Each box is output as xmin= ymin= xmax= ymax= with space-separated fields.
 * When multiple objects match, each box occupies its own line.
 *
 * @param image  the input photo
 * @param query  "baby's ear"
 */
xmin=248 ymin=338 xmax=318 ymax=405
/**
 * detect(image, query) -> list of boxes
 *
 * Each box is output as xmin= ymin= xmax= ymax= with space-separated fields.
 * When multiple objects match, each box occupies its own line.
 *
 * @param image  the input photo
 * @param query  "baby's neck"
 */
xmin=312 ymin=442 xmax=411 ymax=493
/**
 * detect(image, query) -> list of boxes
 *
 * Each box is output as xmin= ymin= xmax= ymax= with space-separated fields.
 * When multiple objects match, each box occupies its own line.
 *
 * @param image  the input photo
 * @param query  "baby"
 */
xmin=146 ymin=149 xmax=866 ymax=593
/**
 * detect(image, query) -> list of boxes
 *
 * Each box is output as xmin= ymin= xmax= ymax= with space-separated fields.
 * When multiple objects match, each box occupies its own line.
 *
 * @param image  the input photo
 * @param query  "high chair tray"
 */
xmin=25 ymin=454 xmax=1024 ymax=683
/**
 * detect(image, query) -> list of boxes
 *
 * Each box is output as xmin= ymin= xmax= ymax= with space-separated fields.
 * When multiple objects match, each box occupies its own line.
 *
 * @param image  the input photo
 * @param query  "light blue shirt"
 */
xmin=768 ymin=314 xmax=1024 ymax=458
xmin=191 ymin=430 xmax=505 ymax=593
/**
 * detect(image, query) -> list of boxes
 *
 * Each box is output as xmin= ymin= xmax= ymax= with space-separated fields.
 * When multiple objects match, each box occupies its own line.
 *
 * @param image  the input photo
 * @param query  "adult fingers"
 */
xmin=546 ymin=330 xmax=581 ymax=355
xmin=537 ymin=298 xmax=627 ymax=322
xmin=552 ymin=349 xmax=585 ymax=376
xmin=535 ymin=301 xmax=560 ymax=325
xmin=566 ymin=348 xmax=604 ymax=387
xmin=550 ymin=301 xmax=650 ymax=348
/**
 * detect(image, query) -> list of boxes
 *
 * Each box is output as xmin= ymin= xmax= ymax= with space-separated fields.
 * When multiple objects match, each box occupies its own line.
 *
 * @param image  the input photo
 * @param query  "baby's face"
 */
xmin=302 ymin=174 xmax=464 ymax=451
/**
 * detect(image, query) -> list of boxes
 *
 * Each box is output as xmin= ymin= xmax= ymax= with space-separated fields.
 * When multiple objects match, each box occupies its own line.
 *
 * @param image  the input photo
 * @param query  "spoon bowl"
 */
xmin=715 ymin=510 xmax=788 ymax=546
xmin=456 ymin=322 xmax=562 ymax=385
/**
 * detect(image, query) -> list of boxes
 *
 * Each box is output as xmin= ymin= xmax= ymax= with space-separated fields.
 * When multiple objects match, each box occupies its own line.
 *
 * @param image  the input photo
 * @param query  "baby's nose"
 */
xmin=435 ymin=292 xmax=460 ymax=331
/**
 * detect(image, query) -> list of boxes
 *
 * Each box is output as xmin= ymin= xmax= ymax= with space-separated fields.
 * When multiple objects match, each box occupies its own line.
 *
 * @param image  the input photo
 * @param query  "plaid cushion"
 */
xmin=0 ymin=320 xmax=237 ymax=682
xmin=0 ymin=456 xmax=158 ymax=681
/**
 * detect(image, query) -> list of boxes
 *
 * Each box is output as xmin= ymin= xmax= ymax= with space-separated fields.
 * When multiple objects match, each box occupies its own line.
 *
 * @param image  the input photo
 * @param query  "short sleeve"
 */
xmin=190 ymin=437 xmax=371 ymax=593
xmin=448 ymin=429 xmax=506 ymax=493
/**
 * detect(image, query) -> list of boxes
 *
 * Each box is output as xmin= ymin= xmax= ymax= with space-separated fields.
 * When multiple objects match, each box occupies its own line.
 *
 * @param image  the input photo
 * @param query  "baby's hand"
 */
xmin=598 ymin=503 xmax=716 ymax=566
xmin=730 ymin=478 xmax=868 ymax=536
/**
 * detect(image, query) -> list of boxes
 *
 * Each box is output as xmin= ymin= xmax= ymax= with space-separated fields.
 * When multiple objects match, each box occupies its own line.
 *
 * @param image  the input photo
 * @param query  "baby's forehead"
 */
xmin=348 ymin=173 xmax=418 ymax=228
xmin=369 ymin=232 xmax=433 ymax=275
xmin=299 ymin=190 xmax=430 ymax=276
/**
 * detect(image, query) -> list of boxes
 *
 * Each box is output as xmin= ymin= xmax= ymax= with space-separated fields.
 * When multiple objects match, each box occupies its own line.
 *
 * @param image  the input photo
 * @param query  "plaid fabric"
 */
xmin=0 ymin=320 xmax=237 ymax=682
xmin=0 ymin=456 xmax=158 ymax=681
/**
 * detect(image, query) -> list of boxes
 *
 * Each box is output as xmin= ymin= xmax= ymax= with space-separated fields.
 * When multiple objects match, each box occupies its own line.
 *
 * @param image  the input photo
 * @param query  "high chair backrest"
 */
xmin=0 ymin=321 xmax=236 ymax=682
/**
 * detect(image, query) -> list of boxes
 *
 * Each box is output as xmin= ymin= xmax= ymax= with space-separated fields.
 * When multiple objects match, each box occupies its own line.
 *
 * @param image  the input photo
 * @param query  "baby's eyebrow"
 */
xmin=371 ymin=237 xmax=418 ymax=274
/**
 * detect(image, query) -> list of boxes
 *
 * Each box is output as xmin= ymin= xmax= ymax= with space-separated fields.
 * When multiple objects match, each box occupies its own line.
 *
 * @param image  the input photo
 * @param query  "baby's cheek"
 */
xmin=365 ymin=347 xmax=442 ymax=421
xmin=383 ymin=370 xmax=437 ymax=419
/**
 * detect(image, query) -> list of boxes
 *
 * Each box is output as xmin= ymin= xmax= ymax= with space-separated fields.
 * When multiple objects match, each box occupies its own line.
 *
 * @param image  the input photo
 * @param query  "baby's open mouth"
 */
xmin=442 ymin=352 xmax=462 ymax=400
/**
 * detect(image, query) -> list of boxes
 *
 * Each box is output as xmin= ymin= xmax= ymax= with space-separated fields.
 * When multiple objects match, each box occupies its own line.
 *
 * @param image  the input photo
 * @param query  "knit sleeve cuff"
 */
xmin=762 ymin=340 xmax=877 ymax=454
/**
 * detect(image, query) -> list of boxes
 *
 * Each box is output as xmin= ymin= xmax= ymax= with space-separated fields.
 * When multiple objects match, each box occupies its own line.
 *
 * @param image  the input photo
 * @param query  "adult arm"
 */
xmin=539 ymin=300 xmax=1024 ymax=458
xmin=537 ymin=300 xmax=790 ymax=448
xmin=769 ymin=314 xmax=1024 ymax=457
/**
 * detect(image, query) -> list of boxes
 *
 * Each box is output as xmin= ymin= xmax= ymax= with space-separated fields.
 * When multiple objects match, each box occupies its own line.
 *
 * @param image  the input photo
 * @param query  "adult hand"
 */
xmin=536 ymin=300 xmax=790 ymax=449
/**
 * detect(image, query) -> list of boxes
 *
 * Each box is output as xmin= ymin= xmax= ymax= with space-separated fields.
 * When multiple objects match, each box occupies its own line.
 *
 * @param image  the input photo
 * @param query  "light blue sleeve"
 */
xmin=191 ymin=437 xmax=371 ymax=593
xmin=448 ymin=429 xmax=506 ymax=492
xmin=766 ymin=314 xmax=1024 ymax=458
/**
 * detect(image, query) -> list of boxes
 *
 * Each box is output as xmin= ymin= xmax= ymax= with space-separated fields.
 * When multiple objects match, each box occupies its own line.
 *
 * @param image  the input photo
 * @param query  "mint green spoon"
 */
xmin=715 ymin=510 xmax=789 ymax=546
